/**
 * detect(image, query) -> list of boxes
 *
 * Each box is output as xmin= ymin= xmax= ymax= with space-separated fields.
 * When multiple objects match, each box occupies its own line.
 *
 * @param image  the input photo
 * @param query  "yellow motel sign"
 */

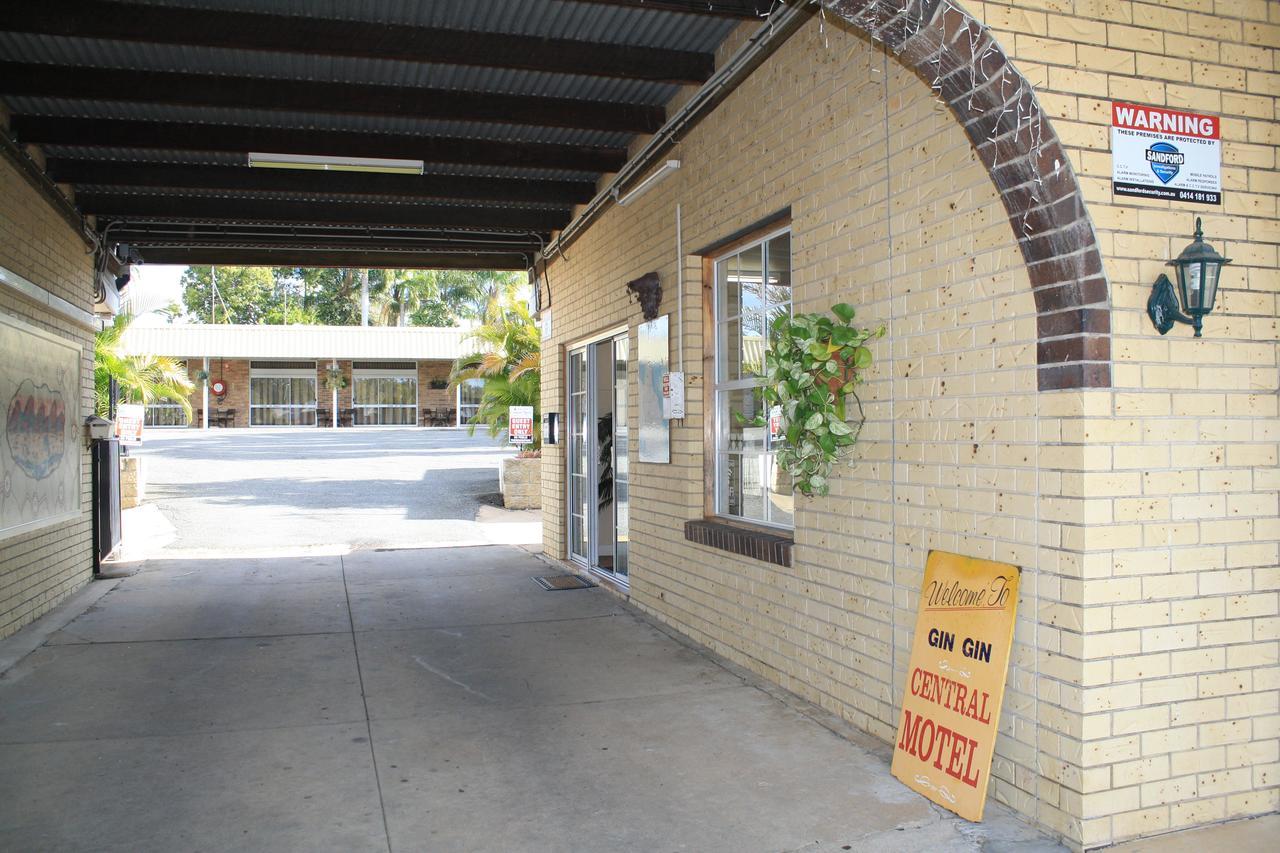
xmin=891 ymin=550 xmax=1021 ymax=822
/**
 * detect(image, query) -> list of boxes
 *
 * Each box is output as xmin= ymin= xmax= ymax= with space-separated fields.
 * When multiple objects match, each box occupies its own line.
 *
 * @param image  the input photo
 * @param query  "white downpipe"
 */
xmin=330 ymin=358 xmax=338 ymax=428
xmin=201 ymin=356 xmax=209 ymax=430
xmin=360 ymin=269 xmax=369 ymax=326
xmin=676 ymin=203 xmax=684 ymax=374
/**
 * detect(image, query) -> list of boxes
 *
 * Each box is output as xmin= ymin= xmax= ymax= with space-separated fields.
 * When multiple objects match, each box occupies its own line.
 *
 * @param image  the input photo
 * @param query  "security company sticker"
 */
xmin=891 ymin=550 xmax=1021 ymax=822
xmin=1111 ymin=102 xmax=1221 ymax=205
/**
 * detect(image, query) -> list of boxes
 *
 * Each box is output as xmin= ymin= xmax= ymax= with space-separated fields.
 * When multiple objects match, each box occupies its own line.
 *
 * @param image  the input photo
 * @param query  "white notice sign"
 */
xmin=1111 ymin=102 xmax=1221 ymax=205
xmin=509 ymin=405 xmax=534 ymax=446
xmin=115 ymin=403 xmax=145 ymax=445
xmin=661 ymin=371 xmax=684 ymax=420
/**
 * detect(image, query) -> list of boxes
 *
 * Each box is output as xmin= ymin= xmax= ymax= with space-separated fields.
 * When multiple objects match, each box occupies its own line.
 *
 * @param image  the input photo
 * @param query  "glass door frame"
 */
xmin=565 ymin=326 xmax=629 ymax=586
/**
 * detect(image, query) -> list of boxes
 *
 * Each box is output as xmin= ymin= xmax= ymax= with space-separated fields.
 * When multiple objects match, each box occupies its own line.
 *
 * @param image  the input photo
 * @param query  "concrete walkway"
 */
xmin=0 ymin=545 xmax=1063 ymax=852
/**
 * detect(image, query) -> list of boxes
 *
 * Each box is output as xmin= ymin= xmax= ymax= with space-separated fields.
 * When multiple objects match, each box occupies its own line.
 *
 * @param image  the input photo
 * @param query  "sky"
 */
xmin=126 ymin=265 xmax=187 ymax=324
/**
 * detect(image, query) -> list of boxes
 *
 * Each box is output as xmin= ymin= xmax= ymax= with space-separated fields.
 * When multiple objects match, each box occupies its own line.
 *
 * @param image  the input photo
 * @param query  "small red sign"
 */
xmin=1111 ymin=102 xmax=1219 ymax=140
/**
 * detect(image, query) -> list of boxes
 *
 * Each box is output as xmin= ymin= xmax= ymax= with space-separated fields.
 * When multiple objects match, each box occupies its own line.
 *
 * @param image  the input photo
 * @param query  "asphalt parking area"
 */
xmin=127 ymin=427 xmax=537 ymax=554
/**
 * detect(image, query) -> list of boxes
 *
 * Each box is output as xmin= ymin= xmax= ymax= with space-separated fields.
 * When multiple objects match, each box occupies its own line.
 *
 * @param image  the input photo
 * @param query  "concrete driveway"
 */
xmin=0 ymin=545 xmax=1060 ymax=852
xmin=0 ymin=429 xmax=1070 ymax=851
xmin=128 ymin=428 xmax=537 ymax=554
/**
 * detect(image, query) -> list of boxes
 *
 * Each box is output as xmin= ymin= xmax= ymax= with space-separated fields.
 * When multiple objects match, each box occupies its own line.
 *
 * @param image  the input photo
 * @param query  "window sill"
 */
xmin=684 ymin=518 xmax=792 ymax=568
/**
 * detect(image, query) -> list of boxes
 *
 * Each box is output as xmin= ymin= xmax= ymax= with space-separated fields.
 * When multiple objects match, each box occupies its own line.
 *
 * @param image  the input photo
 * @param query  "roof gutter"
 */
xmin=541 ymin=2 xmax=812 ymax=262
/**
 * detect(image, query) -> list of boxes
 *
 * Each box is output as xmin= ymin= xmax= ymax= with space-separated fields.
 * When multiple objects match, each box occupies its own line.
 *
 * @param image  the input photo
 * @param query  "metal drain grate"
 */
xmin=533 ymin=574 xmax=597 ymax=591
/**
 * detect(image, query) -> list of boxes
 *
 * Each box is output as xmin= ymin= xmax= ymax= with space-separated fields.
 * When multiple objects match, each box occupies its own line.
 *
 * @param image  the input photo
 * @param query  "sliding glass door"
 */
xmin=352 ymin=362 xmax=417 ymax=426
xmin=566 ymin=332 xmax=629 ymax=582
xmin=249 ymin=362 xmax=317 ymax=426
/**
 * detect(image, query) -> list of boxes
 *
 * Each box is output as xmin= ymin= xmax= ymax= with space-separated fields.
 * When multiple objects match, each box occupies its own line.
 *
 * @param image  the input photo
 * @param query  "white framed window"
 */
xmin=713 ymin=228 xmax=793 ymax=528
xmin=144 ymin=403 xmax=189 ymax=428
xmin=457 ymin=378 xmax=484 ymax=426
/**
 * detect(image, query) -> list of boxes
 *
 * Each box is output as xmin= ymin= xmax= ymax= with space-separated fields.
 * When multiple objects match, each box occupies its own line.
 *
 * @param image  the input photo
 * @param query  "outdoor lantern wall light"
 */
xmin=1147 ymin=217 xmax=1231 ymax=337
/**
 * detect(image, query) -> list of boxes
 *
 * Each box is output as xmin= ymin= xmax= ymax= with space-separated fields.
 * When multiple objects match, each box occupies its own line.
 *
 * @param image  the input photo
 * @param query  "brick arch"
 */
xmin=825 ymin=0 xmax=1109 ymax=390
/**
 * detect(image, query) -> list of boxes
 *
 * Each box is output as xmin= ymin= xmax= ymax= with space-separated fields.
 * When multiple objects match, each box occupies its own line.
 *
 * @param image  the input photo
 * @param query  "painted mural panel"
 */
xmin=0 ymin=312 xmax=82 ymax=540
xmin=636 ymin=316 xmax=669 ymax=463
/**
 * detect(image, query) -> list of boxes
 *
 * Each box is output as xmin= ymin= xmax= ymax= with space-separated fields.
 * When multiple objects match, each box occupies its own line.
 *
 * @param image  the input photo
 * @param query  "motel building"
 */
xmin=0 ymin=2 xmax=1275 ymax=850
xmin=117 ymin=323 xmax=484 ymax=429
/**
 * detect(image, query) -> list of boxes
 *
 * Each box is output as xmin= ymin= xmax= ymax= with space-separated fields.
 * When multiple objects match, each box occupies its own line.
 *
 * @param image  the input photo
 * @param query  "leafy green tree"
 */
xmin=371 ymin=269 xmax=432 ymax=327
xmin=449 ymin=298 xmax=541 ymax=450
xmin=273 ymin=267 xmax=387 ymax=326
xmin=179 ymin=265 xmax=526 ymax=327
xmin=451 ymin=271 xmax=525 ymax=323
xmin=94 ymin=313 xmax=195 ymax=418
xmin=181 ymin=266 xmax=279 ymax=324
xmin=370 ymin=269 xmax=526 ymax=327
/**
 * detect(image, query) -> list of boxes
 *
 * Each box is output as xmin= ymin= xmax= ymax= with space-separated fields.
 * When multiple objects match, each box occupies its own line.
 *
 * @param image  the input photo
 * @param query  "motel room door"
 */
xmin=566 ymin=332 xmax=629 ymax=584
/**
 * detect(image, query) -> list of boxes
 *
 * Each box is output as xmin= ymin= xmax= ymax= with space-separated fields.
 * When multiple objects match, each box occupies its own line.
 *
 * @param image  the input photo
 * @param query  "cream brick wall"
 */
xmin=0 ymin=154 xmax=96 ymax=639
xmin=964 ymin=1 xmax=1279 ymax=846
xmin=544 ymin=17 xmax=1082 ymax=845
xmin=544 ymin=5 xmax=1277 ymax=849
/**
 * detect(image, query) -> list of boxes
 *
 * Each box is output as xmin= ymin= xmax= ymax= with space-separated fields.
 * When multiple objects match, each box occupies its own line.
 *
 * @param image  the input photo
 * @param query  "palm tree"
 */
xmin=449 ymin=298 xmax=541 ymax=449
xmin=94 ymin=313 xmax=195 ymax=419
xmin=467 ymin=271 xmax=525 ymax=323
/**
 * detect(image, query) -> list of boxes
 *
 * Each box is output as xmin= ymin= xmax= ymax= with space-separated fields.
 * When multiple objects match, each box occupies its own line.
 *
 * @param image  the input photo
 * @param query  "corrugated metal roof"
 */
xmin=0 ymin=0 xmax=750 ymax=267
xmin=40 ymin=147 xmax=599 ymax=181
xmin=79 ymin=186 xmax=570 ymax=212
xmin=0 ymin=33 xmax=679 ymax=105
xmin=120 ymin=323 xmax=479 ymax=360
xmin=4 ymin=96 xmax=635 ymax=149
xmin=138 ymin=0 xmax=740 ymax=51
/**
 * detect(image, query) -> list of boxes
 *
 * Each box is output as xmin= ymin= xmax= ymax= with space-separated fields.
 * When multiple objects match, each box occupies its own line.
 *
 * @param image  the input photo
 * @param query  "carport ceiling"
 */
xmin=0 ymin=0 xmax=770 ymax=269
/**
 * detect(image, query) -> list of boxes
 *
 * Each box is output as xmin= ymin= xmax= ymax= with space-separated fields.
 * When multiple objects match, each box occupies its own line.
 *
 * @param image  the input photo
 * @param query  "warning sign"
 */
xmin=891 ymin=550 xmax=1020 ymax=822
xmin=1111 ymin=102 xmax=1221 ymax=205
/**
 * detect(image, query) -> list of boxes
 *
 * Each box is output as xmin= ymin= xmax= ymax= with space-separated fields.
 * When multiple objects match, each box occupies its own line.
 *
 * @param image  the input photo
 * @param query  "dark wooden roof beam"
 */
xmin=560 ymin=1 xmax=769 ymax=18
xmin=46 ymin=159 xmax=595 ymax=206
xmin=77 ymin=193 xmax=570 ymax=232
xmin=10 ymin=116 xmax=628 ymax=173
xmin=133 ymin=247 xmax=533 ymax=270
xmin=0 ymin=2 xmax=715 ymax=85
xmin=0 ymin=62 xmax=665 ymax=133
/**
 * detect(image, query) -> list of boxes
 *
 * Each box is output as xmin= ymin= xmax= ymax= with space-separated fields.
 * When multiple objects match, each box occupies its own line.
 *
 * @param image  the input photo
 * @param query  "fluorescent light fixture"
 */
xmin=615 ymin=159 xmax=680 ymax=206
xmin=248 ymin=153 xmax=425 ymax=175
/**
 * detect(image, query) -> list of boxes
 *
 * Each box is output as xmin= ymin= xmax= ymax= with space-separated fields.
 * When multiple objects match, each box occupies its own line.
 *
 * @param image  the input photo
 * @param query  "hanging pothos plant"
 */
xmin=759 ymin=303 xmax=884 ymax=497
xmin=323 ymin=367 xmax=348 ymax=391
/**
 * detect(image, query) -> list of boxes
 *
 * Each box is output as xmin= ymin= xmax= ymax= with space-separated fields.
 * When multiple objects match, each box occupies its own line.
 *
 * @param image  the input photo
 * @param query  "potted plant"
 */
xmin=758 ymin=302 xmax=884 ymax=497
xmin=323 ymin=367 xmax=347 ymax=391
xmin=428 ymin=378 xmax=449 ymax=390
xmin=451 ymin=299 xmax=542 ymax=508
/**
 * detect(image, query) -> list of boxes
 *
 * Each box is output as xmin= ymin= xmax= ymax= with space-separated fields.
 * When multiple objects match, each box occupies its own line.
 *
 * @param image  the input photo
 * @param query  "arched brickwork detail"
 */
xmin=825 ymin=0 xmax=1110 ymax=390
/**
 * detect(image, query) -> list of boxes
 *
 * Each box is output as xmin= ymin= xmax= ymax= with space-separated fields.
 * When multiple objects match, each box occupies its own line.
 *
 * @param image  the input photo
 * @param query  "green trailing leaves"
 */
xmin=760 ymin=305 xmax=884 ymax=498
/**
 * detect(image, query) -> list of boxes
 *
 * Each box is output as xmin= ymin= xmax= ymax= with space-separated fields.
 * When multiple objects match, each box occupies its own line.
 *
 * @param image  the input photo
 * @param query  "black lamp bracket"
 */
xmin=1147 ymin=273 xmax=1193 ymax=335
xmin=625 ymin=271 xmax=662 ymax=321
